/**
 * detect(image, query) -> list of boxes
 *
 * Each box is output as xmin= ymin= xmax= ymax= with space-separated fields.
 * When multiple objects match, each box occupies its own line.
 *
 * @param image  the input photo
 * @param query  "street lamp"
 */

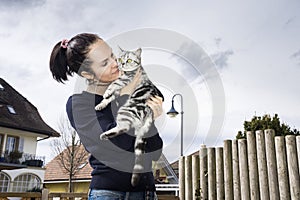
xmin=167 ymin=94 xmax=184 ymax=156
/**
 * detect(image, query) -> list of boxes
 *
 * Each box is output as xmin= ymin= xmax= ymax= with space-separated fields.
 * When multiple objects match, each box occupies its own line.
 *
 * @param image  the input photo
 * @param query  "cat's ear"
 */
xmin=136 ymin=48 xmax=142 ymax=57
xmin=118 ymin=46 xmax=124 ymax=52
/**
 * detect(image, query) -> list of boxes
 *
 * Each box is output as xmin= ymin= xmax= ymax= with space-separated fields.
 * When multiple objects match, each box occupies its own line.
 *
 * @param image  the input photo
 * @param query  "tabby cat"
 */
xmin=95 ymin=47 xmax=164 ymax=186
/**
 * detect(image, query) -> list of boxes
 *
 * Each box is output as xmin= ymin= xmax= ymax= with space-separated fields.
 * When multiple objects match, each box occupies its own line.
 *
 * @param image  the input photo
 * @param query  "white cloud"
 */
xmin=1 ymin=0 xmax=300 ymax=164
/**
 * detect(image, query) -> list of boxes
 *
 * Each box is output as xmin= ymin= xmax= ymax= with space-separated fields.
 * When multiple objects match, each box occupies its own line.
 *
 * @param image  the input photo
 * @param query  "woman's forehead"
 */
xmin=88 ymin=40 xmax=112 ymax=62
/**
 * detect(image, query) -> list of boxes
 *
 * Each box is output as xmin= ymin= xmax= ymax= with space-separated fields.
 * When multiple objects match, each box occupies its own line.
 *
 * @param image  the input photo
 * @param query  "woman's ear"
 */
xmin=81 ymin=71 xmax=94 ymax=80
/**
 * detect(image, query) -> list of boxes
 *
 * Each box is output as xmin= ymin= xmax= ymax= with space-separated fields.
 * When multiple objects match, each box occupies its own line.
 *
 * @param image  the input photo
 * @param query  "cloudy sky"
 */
xmin=1 ymin=0 xmax=299 ymax=163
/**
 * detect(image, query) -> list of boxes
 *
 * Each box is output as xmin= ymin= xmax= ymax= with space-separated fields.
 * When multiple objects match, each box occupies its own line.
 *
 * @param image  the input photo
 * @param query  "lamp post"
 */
xmin=167 ymin=94 xmax=184 ymax=156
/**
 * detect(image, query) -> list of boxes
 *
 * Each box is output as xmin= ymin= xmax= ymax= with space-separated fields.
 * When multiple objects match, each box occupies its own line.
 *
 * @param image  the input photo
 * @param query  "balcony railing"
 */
xmin=0 ymin=152 xmax=45 ymax=168
xmin=21 ymin=153 xmax=45 ymax=167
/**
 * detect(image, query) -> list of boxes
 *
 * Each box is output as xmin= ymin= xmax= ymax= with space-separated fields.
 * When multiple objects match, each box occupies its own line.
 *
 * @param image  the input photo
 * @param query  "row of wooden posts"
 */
xmin=179 ymin=129 xmax=300 ymax=200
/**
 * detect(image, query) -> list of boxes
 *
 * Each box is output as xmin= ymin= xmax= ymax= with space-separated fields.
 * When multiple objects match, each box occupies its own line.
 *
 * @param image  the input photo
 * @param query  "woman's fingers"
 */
xmin=150 ymin=95 xmax=163 ymax=103
xmin=147 ymin=96 xmax=164 ymax=119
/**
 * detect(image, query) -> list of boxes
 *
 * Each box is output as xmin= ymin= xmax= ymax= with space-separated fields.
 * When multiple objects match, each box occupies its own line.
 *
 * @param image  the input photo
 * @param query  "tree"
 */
xmin=51 ymin=115 xmax=89 ymax=192
xmin=236 ymin=113 xmax=300 ymax=139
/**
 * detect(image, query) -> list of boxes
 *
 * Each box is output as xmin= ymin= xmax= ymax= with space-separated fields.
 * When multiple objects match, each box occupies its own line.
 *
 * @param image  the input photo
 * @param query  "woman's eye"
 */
xmin=102 ymin=62 xmax=108 ymax=66
xmin=127 ymin=59 xmax=132 ymax=63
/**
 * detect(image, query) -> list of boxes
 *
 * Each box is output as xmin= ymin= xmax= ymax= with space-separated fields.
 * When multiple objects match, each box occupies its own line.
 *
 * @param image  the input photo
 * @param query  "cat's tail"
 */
xmin=131 ymin=173 xmax=141 ymax=187
xmin=131 ymin=136 xmax=146 ymax=187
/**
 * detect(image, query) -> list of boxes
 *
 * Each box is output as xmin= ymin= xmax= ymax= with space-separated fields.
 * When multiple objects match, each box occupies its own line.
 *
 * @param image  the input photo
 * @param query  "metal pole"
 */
xmin=181 ymin=103 xmax=183 ymax=157
xmin=172 ymin=94 xmax=183 ymax=156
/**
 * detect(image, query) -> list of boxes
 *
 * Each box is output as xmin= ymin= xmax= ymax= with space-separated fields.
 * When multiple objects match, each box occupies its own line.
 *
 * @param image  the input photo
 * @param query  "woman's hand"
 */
xmin=120 ymin=69 xmax=142 ymax=95
xmin=147 ymin=96 xmax=164 ymax=119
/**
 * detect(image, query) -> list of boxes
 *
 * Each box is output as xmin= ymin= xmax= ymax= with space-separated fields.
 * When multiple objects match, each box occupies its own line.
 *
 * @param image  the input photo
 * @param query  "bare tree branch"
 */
xmin=51 ymin=114 xmax=89 ymax=192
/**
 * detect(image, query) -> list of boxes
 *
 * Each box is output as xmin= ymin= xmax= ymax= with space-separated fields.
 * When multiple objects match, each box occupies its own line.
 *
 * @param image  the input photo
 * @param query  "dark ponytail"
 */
xmin=49 ymin=33 xmax=101 ymax=83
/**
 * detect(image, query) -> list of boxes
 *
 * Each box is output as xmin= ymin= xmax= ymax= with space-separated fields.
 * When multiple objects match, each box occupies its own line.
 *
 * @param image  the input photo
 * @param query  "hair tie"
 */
xmin=60 ymin=39 xmax=69 ymax=49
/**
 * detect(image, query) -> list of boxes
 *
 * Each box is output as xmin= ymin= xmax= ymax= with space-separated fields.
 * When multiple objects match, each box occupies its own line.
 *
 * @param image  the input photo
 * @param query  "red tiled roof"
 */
xmin=0 ymin=78 xmax=60 ymax=137
xmin=44 ymin=145 xmax=92 ymax=181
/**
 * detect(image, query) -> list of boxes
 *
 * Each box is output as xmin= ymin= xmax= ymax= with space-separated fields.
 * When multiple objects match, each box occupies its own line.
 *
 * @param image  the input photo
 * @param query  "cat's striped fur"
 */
xmin=95 ymin=48 xmax=164 ymax=186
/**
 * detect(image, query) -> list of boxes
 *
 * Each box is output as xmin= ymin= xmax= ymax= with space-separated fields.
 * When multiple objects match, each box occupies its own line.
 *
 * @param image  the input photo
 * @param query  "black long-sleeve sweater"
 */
xmin=66 ymin=91 xmax=163 ymax=191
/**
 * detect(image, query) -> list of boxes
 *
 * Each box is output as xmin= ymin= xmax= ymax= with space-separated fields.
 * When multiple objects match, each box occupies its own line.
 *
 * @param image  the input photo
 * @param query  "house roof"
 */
xmin=0 ymin=78 xmax=59 ymax=137
xmin=156 ymin=153 xmax=178 ymax=184
xmin=44 ymin=145 xmax=92 ymax=182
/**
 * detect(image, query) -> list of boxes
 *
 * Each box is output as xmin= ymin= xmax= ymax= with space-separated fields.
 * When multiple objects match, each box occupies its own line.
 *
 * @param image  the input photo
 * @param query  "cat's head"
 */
xmin=117 ymin=47 xmax=142 ymax=72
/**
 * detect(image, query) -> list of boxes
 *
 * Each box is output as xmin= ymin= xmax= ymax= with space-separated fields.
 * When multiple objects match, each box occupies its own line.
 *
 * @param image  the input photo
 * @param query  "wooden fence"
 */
xmin=0 ymin=191 xmax=178 ymax=200
xmin=0 ymin=191 xmax=87 ymax=200
xmin=179 ymin=129 xmax=300 ymax=200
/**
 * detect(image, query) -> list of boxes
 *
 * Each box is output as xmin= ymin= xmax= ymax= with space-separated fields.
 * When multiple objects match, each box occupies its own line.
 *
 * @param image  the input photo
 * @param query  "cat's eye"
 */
xmin=127 ymin=59 xmax=132 ymax=63
xmin=118 ymin=58 xmax=123 ymax=63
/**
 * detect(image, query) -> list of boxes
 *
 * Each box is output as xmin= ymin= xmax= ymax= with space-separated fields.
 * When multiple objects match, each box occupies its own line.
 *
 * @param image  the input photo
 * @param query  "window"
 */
xmin=7 ymin=105 xmax=16 ymax=114
xmin=0 ymin=83 xmax=3 ymax=90
xmin=0 ymin=172 xmax=10 ymax=192
xmin=12 ymin=173 xmax=41 ymax=192
xmin=18 ymin=137 xmax=24 ymax=152
xmin=5 ymin=136 xmax=18 ymax=154
xmin=0 ymin=134 xmax=3 ymax=156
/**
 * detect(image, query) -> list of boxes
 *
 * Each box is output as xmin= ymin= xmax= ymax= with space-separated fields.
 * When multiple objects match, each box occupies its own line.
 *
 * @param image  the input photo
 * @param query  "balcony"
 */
xmin=0 ymin=151 xmax=45 ymax=170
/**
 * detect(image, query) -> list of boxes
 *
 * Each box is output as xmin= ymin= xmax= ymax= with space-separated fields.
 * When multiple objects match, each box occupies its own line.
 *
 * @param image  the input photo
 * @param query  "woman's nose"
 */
xmin=110 ymin=58 xmax=118 ymax=68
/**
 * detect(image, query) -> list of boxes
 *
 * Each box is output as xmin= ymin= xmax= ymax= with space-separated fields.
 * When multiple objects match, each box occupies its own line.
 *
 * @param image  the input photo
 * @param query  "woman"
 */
xmin=49 ymin=33 xmax=163 ymax=200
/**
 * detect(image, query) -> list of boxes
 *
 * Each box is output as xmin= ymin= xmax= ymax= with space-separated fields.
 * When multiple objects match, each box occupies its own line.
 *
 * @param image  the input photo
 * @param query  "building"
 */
xmin=0 ymin=78 xmax=59 ymax=192
xmin=44 ymin=145 xmax=91 ymax=193
xmin=45 ymin=145 xmax=178 ymax=194
xmin=154 ymin=154 xmax=178 ymax=184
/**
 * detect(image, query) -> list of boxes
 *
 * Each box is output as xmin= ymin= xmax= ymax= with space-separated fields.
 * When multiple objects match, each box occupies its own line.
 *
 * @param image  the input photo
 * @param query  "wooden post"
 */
xmin=199 ymin=144 xmax=208 ymax=200
xmin=179 ymin=156 xmax=185 ymax=200
xmin=285 ymin=135 xmax=300 ymax=200
xmin=223 ymin=140 xmax=233 ymax=200
xmin=192 ymin=155 xmax=200 ymax=200
xmin=185 ymin=155 xmax=192 ymax=200
xmin=296 ymin=136 xmax=300 ymax=175
xmin=42 ymin=189 xmax=49 ymax=199
xmin=246 ymin=131 xmax=260 ymax=199
xmin=265 ymin=129 xmax=280 ymax=200
xmin=216 ymin=147 xmax=224 ymax=200
xmin=238 ymin=139 xmax=250 ymax=200
xmin=256 ymin=130 xmax=270 ymax=199
xmin=232 ymin=139 xmax=240 ymax=200
xmin=208 ymin=147 xmax=216 ymax=200
xmin=275 ymin=136 xmax=290 ymax=200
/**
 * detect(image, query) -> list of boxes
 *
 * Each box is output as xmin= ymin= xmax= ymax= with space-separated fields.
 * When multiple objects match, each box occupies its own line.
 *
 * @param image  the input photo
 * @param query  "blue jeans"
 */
xmin=88 ymin=189 xmax=158 ymax=200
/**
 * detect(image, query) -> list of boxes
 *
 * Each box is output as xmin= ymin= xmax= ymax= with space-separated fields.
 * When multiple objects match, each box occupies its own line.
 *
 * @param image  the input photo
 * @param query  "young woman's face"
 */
xmin=85 ymin=40 xmax=119 ymax=83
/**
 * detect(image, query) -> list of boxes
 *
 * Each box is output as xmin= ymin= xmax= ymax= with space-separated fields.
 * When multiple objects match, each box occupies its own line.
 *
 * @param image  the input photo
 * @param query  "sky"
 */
xmin=0 ymin=0 xmax=300 ymax=164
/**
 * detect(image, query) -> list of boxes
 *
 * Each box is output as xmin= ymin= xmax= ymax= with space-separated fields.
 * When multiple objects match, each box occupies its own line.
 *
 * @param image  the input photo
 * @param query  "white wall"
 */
xmin=22 ymin=135 xmax=37 ymax=155
xmin=0 ymin=127 xmax=43 ymax=155
xmin=2 ymin=168 xmax=46 ymax=182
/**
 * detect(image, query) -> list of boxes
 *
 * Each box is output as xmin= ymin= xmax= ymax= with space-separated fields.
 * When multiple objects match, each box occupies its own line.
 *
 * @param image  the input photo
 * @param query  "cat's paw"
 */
xmin=95 ymin=103 xmax=105 ymax=111
xmin=95 ymin=99 xmax=109 ymax=110
xmin=100 ymin=127 xmax=118 ymax=140
xmin=99 ymin=133 xmax=109 ymax=140
xmin=99 ymin=132 xmax=116 ymax=140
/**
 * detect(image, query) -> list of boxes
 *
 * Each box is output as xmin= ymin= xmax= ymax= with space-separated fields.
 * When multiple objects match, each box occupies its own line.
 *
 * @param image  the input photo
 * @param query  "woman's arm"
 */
xmin=145 ymin=95 xmax=164 ymax=161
